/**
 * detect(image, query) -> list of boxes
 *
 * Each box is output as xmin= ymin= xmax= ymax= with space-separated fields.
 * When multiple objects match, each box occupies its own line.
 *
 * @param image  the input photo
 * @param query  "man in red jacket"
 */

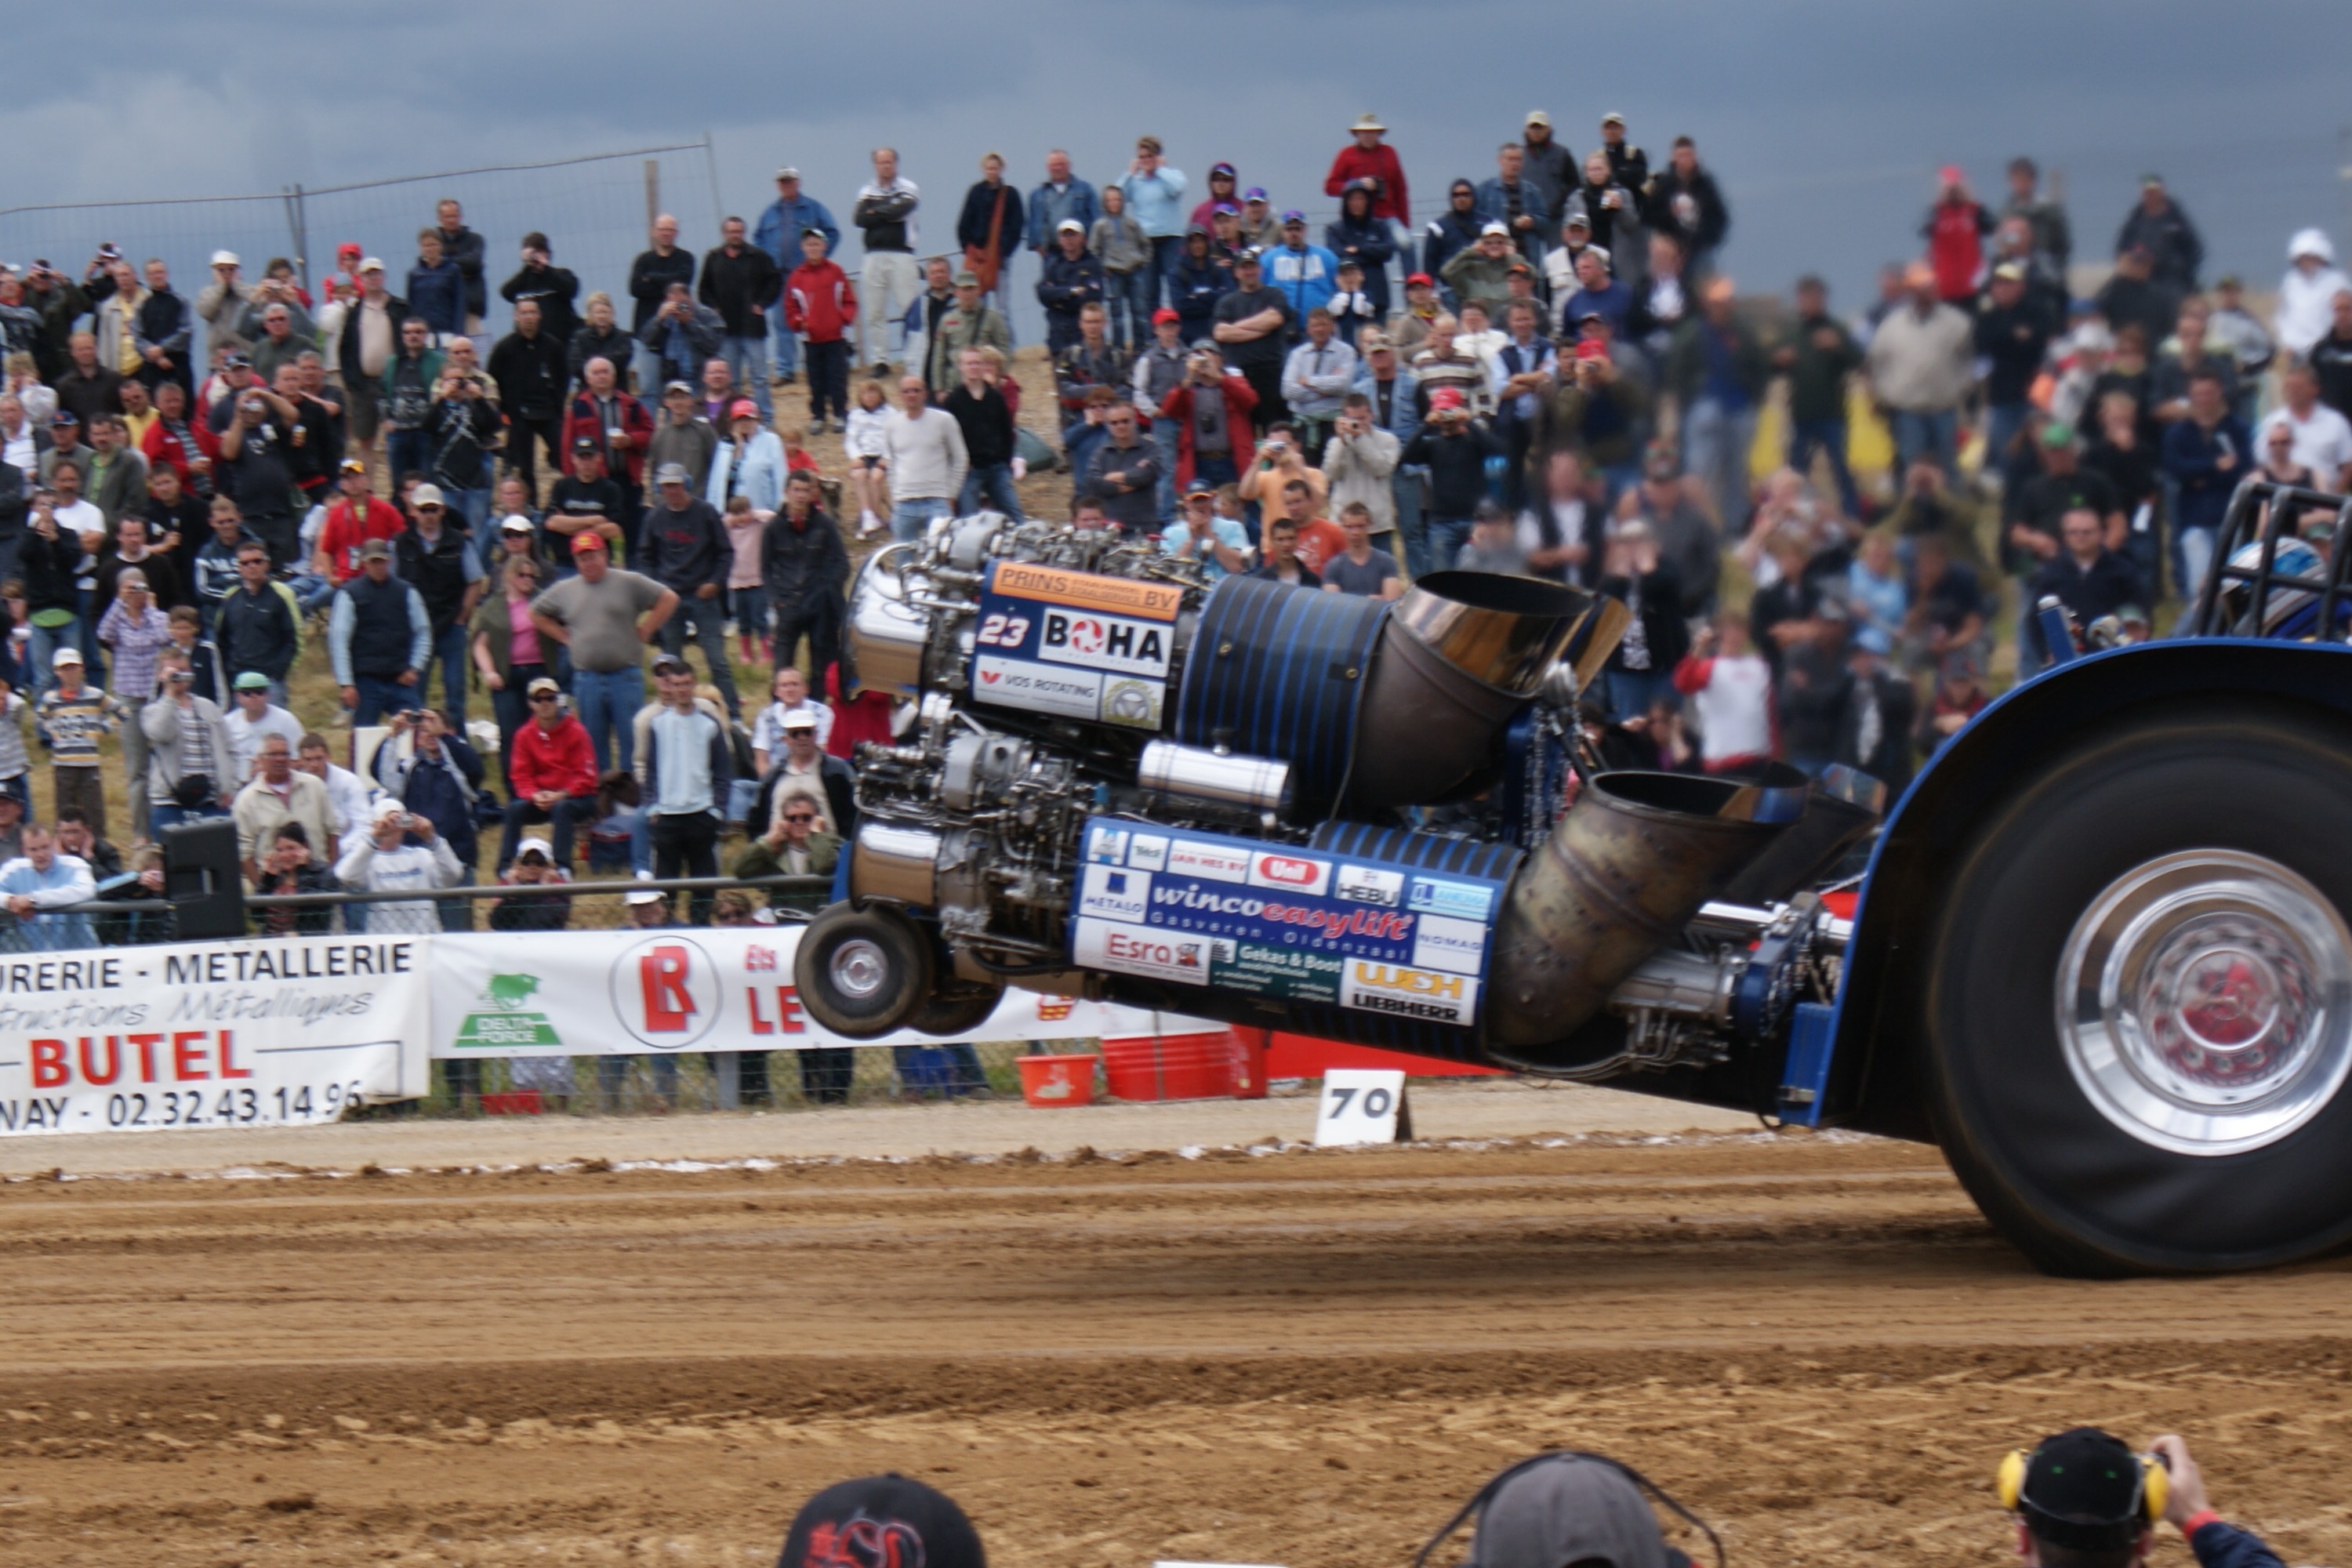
xmin=560 ymin=356 xmax=655 ymax=522
xmin=1323 ymin=113 xmax=1409 ymax=226
xmin=497 ymin=675 xmax=599 ymax=872
xmin=311 ymin=459 xmax=407 ymax=588
xmin=785 ymin=228 xmax=858 ymax=432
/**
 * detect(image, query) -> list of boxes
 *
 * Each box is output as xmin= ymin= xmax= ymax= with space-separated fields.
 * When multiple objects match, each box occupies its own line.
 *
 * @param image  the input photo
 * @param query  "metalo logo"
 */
xmin=609 ymin=935 xmax=722 ymax=1049
xmin=1247 ymin=851 xmax=1331 ymax=897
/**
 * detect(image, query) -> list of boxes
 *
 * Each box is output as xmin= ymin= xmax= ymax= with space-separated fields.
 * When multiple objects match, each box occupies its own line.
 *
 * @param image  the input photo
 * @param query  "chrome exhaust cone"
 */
xmin=1348 ymin=572 xmax=1610 ymax=811
xmin=1484 ymin=768 xmax=1805 ymax=1059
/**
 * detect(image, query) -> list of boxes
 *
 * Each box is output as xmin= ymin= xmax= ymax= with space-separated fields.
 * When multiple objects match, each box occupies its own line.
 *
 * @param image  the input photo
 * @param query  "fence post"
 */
xmin=283 ymin=185 xmax=309 ymax=289
xmin=702 ymin=132 xmax=725 ymax=235
xmin=644 ymin=159 xmax=660 ymax=233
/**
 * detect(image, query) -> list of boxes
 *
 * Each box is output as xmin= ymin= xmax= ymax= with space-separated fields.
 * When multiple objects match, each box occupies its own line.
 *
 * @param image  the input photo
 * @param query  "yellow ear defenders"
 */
xmin=1998 ymin=1432 xmax=2166 ymax=1554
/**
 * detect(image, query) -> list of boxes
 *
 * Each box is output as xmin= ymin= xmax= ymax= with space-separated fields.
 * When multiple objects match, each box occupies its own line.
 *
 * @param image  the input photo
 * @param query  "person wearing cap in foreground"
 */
xmin=528 ymin=529 xmax=676 ymax=773
xmin=1443 ymin=222 xmax=1523 ymax=317
xmin=2003 ymin=1428 xmax=2284 ymax=1568
xmin=639 ymin=459 xmax=741 ymax=720
xmin=497 ymin=673 xmax=597 ymax=874
xmin=334 ymin=794 xmax=463 ymax=937
xmin=636 ymin=649 xmax=730 ymax=927
xmin=328 ymin=537 xmax=430 ymax=728
xmin=1415 ymin=1450 xmax=1717 ymax=1568
xmin=1864 ymin=260 xmax=1973 ymax=477
xmin=779 ymin=1475 xmax=987 ymax=1568
xmin=487 ymin=831 xmax=572 ymax=937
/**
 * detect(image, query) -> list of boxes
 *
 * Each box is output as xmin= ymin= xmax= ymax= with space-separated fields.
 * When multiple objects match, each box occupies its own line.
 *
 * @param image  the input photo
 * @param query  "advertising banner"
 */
xmin=1069 ymin=818 xmax=1512 ymax=1029
xmin=429 ymin=927 xmax=1140 ymax=1058
xmin=967 ymin=561 xmax=1183 ymax=731
xmin=0 ymin=936 xmax=430 ymax=1137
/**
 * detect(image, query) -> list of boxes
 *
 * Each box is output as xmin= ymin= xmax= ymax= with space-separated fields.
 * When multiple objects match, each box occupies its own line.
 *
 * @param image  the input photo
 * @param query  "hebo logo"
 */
xmin=608 ymin=936 xmax=721 ymax=1049
xmin=452 ymin=971 xmax=564 ymax=1049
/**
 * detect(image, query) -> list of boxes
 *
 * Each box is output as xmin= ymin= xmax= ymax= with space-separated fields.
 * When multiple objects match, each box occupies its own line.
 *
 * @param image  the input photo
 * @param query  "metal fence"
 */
xmin=0 ymin=140 xmax=722 ymax=358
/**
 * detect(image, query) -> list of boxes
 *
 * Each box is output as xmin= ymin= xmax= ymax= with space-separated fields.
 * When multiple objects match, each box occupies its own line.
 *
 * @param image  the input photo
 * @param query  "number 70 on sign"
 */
xmin=1312 ymin=1069 xmax=1412 ymax=1147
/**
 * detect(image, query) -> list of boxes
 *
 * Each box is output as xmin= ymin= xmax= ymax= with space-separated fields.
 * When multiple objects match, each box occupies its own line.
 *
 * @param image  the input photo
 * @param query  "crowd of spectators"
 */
xmin=0 ymin=112 xmax=2344 ymax=958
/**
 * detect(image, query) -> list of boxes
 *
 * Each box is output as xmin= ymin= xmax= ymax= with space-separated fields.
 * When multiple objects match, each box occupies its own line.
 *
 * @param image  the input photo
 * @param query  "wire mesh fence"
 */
xmin=0 ymin=141 xmax=721 ymax=361
xmin=412 ymin=1038 xmax=1060 ymax=1120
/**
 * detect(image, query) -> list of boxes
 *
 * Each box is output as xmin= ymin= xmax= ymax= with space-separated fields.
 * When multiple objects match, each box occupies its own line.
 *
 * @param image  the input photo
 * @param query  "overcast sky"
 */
xmin=5 ymin=1 xmax=2346 ymax=315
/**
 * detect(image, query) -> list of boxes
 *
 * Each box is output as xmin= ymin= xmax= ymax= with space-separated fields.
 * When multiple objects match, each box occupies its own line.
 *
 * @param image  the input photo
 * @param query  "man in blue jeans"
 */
xmin=640 ymin=462 xmax=741 ymax=720
xmin=528 ymin=532 xmax=677 ymax=772
xmin=753 ymin=168 xmax=839 ymax=388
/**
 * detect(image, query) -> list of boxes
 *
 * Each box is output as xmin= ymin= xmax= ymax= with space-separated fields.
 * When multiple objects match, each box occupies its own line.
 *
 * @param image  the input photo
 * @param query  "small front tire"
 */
xmin=793 ymin=903 xmax=935 ymax=1039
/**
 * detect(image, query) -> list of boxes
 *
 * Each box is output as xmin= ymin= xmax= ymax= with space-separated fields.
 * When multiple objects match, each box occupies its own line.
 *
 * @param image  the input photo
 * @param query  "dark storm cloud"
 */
xmin=4 ymin=0 xmax=2343 ymax=304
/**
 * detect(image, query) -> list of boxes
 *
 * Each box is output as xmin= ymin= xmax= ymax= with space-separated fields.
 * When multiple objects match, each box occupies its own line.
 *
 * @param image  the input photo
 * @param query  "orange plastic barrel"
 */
xmin=1015 ymin=1054 xmax=1098 ymax=1107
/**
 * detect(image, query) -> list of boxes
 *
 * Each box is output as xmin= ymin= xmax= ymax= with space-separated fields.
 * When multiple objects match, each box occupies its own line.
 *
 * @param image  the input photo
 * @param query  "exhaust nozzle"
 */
xmin=1349 ymin=572 xmax=1617 ymax=811
xmin=1484 ymin=768 xmax=1805 ymax=1064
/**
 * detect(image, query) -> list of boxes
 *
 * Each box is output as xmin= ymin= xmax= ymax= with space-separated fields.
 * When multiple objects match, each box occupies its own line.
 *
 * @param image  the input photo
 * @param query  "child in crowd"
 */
xmin=1211 ymin=483 xmax=1254 ymax=549
xmin=751 ymin=664 xmax=834 ymax=773
xmin=1672 ymin=613 xmax=1776 ymax=775
xmin=1326 ymin=260 xmax=1378 ymax=349
xmin=722 ymin=494 xmax=769 ymax=667
xmin=35 ymin=648 xmax=122 ymax=833
xmin=844 ymin=378 xmax=891 ymax=538
xmin=584 ymin=769 xmax=644 ymax=876
xmin=779 ymin=423 xmax=821 ymax=477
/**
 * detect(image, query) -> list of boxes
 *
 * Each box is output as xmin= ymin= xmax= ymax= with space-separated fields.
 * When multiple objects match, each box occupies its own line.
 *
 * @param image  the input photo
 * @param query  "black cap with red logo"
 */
xmin=779 ymin=1475 xmax=985 ymax=1568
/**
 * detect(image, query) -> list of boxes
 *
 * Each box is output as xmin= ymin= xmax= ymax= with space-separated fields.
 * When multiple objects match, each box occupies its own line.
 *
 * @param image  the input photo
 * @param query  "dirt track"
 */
xmin=0 ymin=1127 xmax=2347 ymax=1568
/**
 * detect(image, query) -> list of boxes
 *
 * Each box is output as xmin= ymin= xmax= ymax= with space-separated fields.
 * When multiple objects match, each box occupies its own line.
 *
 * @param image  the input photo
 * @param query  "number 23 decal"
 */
xmin=976 ymin=613 xmax=1032 ymax=648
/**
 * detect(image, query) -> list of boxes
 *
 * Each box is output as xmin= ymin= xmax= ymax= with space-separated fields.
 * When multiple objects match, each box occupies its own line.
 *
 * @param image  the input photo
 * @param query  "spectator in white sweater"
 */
xmin=881 ymin=374 xmax=969 ymax=543
xmin=1671 ymin=614 xmax=1776 ymax=775
xmin=334 ymin=797 xmax=463 ymax=933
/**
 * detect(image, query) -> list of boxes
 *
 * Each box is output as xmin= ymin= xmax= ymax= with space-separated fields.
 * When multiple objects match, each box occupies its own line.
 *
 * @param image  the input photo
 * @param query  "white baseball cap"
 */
xmin=624 ymin=870 xmax=665 ymax=906
xmin=516 ymin=834 xmax=553 ymax=862
xmin=210 ymin=250 xmax=241 ymax=267
xmin=371 ymin=797 xmax=409 ymax=826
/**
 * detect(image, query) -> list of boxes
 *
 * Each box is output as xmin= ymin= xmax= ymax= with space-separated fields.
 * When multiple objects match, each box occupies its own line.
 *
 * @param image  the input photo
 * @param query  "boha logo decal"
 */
xmin=1040 ymin=611 xmax=1171 ymax=676
xmin=609 ymin=935 xmax=722 ymax=1049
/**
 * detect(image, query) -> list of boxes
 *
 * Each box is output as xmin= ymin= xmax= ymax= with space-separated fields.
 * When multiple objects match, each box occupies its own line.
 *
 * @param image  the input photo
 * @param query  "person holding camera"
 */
xmin=334 ymin=796 xmax=463 ymax=935
xmin=140 ymin=646 xmax=235 ymax=833
xmin=205 ymin=357 xmax=302 ymax=567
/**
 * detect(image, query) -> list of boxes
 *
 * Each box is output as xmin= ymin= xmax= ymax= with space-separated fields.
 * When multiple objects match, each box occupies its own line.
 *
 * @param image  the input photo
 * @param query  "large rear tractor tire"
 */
xmin=1927 ymin=705 xmax=2352 ymax=1275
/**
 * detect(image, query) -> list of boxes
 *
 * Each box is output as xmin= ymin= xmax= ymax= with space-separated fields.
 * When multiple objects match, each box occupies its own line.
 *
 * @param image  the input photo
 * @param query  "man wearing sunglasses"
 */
xmin=497 ymin=675 xmax=597 ymax=873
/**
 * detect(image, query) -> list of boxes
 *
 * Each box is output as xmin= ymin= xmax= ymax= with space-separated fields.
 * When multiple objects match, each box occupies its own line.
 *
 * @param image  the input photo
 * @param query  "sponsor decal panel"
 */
xmin=1411 ymin=913 xmax=1488 ymax=976
xmin=972 ymin=654 xmax=1102 ymax=721
xmin=1074 ymin=917 xmax=1211 ymax=985
xmin=1342 ymin=961 xmax=1480 ymax=1026
xmin=1069 ymin=818 xmax=1511 ymax=1027
xmin=1409 ymin=877 xmax=1494 ymax=920
xmin=1078 ymin=864 xmax=1152 ymax=923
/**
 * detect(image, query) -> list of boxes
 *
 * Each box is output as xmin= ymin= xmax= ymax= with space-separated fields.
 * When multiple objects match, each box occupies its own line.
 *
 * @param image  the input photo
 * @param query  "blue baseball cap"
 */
xmin=1281 ymin=209 xmax=1306 ymax=225
xmin=1243 ymin=187 xmax=1268 ymax=202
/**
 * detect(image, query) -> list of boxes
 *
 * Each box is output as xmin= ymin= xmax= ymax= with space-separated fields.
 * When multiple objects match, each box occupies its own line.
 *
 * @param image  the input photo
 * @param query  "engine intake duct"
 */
xmin=1484 ymin=768 xmax=1805 ymax=1065
xmin=1347 ymin=572 xmax=1613 ymax=811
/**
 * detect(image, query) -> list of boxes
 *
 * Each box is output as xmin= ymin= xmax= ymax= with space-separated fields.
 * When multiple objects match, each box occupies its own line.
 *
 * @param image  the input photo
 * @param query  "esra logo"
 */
xmin=608 ymin=935 xmax=722 ymax=1049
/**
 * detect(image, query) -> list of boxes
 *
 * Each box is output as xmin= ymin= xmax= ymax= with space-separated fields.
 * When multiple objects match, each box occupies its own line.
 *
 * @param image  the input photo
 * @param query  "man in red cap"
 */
xmin=1133 ymin=306 xmax=1191 ymax=517
xmin=1922 ymin=165 xmax=1992 ymax=307
xmin=1323 ymin=114 xmax=1408 ymax=225
xmin=527 ymin=530 xmax=677 ymax=772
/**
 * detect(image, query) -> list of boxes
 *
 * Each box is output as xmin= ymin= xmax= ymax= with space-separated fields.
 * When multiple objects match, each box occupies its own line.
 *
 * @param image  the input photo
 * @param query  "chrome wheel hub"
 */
xmin=2057 ymin=851 xmax=2352 ymax=1156
xmin=830 ymin=937 xmax=891 ymax=1001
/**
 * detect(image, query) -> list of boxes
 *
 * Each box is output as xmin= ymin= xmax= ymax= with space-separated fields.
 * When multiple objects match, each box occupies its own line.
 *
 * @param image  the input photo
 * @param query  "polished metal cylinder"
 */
xmin=1138 ymin=741 xmax=1293 ymax=815
xmin=1607 ymin=948 xmax=1740 ymax=1027
xmin=844 ymin=548 xmax=931 ymax=698
xmin=850 ymin=821 xmax=942 ymax=906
